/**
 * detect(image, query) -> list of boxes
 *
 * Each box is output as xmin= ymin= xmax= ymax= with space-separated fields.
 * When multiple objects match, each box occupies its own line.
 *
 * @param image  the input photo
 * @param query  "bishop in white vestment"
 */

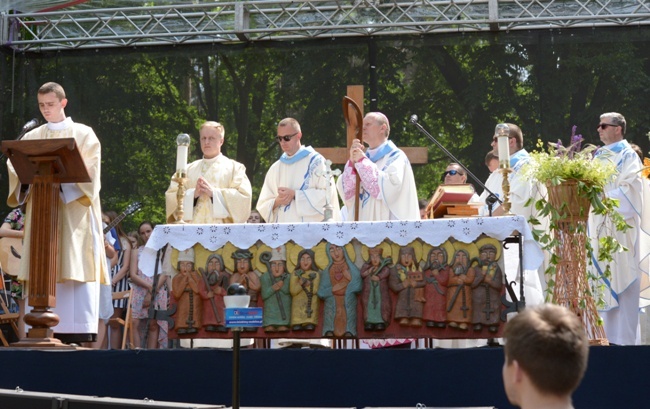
xmin=337 ymin=112 xmax=420 ymax=222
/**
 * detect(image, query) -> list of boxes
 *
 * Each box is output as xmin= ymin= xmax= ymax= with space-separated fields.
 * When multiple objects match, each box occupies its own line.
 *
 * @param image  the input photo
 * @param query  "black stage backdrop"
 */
xmin=0 ymin=346 xmax=647 ymax=408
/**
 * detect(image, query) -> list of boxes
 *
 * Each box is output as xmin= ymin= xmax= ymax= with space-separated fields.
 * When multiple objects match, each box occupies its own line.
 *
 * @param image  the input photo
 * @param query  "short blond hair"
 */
xmin=278 ymin=117 xmax=301 ymax=133
xmin=200 ymin=121 xmax=225 ymax=139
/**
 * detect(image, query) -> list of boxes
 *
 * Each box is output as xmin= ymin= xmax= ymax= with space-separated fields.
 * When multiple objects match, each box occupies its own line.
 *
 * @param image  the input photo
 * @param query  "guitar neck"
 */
xmin=103 ymin=211 xmax=128 ymax=235
xmin=103 ymin=202 xmax=141 ymax=235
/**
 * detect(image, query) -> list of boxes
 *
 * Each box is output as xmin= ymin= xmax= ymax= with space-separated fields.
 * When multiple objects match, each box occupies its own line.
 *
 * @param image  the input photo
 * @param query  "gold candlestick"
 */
xmin=494 ymin=123 xmax=513 ymax=216
xmin=173 ymin=171 xmax=188 ymax=223
xmin=500 ymin=165 xmax=513 ymax=215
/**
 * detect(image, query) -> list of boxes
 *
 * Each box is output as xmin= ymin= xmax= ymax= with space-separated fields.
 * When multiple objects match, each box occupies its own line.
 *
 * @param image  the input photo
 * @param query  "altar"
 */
xmin=140 ymin=215 xmax=543 ymax=341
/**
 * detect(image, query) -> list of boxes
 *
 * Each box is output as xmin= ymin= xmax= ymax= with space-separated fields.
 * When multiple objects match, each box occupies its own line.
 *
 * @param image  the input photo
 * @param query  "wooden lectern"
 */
xmin=1 ymin=138 xmax=90 ymax=347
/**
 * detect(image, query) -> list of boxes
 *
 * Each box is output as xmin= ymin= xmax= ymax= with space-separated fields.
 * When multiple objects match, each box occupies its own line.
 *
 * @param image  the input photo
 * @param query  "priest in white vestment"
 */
xmin=589 ymin=112 xmax=648 ymax=345
xmin=336 ymin=112 xmax=419 ymax=349
xmin=257 ymin=118 xmax=340 ymax=224
xmin=257 ymin=117 xmax=340 ymax=349
xmin=7 ymin=82 xmax=108 ymax=342
xmin=480 ymin=123 xmax=547 ymax=308
xmin=165 ymin=121 xmax=252 ymax=224
xmin=336 ymin=112 xmax=420 ymax=222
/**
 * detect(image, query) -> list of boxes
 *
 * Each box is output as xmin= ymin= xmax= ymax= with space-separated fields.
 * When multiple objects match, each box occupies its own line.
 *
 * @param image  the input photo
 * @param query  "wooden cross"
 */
xmin=315 ymin=85 xmax=428 ymax=165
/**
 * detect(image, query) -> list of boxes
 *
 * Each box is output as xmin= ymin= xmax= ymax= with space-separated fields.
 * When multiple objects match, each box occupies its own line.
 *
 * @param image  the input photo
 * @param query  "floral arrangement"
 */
xmin=520 ymin=126 xmax=617 ymax=191
xmin=521 ymin=126 xmax=630 ymax=313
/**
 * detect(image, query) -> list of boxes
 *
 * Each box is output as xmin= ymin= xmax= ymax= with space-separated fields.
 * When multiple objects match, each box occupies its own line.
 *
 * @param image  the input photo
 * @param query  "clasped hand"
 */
xmin=194 ymin=176 xmax=213 ymax=198
xmin=274 ymin=187 xmax=295 ymax=208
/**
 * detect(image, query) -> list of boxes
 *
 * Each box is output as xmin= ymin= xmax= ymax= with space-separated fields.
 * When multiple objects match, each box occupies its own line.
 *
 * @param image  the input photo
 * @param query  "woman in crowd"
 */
xmin=105 ymin=210 xmax=132 ymax=349
xmin=129 ymin=221 xmax=169 ymax=349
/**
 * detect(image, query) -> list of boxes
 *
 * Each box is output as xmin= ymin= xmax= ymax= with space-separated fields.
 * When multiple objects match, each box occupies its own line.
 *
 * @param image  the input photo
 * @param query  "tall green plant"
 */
xmin=521 ymin=129 xmax=630 ymax=309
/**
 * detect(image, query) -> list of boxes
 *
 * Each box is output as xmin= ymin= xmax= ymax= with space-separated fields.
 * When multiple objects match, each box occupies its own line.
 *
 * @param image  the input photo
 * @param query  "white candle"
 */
xmin=175 ymin=133 xmax=191 ymax=174
xmin=494 ymin=123 xmax=510 ymax=167
xmin=498 ymin=136 xmax=510 ymax=165
xmin=176 ymin=144 xmax=188 ymax=173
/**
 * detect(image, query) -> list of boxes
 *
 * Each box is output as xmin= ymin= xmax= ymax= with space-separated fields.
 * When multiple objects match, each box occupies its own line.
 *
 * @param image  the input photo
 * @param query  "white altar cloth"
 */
xmin=140 ymin=215 xmax=543 ymax=277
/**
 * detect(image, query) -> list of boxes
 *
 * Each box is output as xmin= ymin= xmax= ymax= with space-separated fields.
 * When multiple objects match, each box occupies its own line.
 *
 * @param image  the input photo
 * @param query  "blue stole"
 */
xmin=597 ymin=140 xmax=630 ymax=156
xmin=360 ymin=141 xmax=400 ymax=208
xmin=280 ymin=146 xmax=313 ymax=165
xmin=510 ymin=149 xmax=530 ymax=172
xmin=595 ymin=140 xmax=633 ymax=170
xmin=279 ymin=146 xmax=318 ymax=214
xmin=591 ymin=140 xmax=635 ymax=303
xmin=366 ymin=140 xmax=397 ymax=163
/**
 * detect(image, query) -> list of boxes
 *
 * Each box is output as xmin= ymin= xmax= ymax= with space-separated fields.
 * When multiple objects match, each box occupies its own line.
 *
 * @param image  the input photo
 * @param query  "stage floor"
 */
xmin=0 ymin=346 xmax=646 ymax=409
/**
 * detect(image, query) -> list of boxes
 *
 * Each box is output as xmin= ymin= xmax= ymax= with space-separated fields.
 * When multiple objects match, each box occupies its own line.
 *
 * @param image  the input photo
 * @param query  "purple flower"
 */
xmin=567 ymin=125 xmax=583 ymax=159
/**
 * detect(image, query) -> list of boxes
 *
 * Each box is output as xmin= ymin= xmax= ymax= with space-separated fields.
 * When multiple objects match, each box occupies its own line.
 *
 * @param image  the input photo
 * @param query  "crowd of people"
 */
xmin=1 ymin=81 xmax=647 ymax=360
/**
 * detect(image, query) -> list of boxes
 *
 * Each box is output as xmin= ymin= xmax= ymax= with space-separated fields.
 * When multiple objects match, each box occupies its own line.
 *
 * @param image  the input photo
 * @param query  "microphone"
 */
xmin=409 ymin=114 xmax=418 ymax=125
xmin=0 ymin=118 xmax=41 ymax=164
xmin=20 ymin=118 xmax=40 ymax=135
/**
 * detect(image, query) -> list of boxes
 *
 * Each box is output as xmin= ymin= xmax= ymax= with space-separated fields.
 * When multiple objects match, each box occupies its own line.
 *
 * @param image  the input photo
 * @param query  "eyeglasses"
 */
xmin=443 ymin=170 xmax=463 ymax=177
xmin=276 ymin=132 xmax=298 ymax=142
xmin=598 ymin=123 xmax=620 ymax=130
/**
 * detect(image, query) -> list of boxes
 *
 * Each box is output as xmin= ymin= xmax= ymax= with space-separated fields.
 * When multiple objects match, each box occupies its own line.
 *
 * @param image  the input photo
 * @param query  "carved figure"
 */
xmin=446 ymin=247 xmax=476 ymax=330
xmin=260 ymin=246 xmax=291 ymax=332
xmin=172 ymin=248 xmax=203 ymax=334
xmin=290 ymin=249 xmax=321 ymax=331
xmin=422 ymin=245 xmax=451 ymax=328
xmin=389 ymin=246 xmax=425 ymax=327
xmin=360 ymin=246 xmax=392 ymax=331
xmin=230 ymin=249 xmax=261 ymax=305
xmin=198 ymin=254 xmax=230 ymax=332
xmin=318 ymin=243 xmax=362 ymax=337
xmin=471 ymin=241 xmax=503 ymax=332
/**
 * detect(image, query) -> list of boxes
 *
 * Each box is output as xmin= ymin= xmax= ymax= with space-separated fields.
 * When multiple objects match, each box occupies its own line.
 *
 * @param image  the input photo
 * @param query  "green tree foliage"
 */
xmin=1 ymin=28 xmax=649 ymax=231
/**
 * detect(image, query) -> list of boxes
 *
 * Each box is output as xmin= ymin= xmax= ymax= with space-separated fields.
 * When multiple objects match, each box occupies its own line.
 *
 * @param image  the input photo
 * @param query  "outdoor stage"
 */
xmin=0 ymin=345 xmax=646 ymax=409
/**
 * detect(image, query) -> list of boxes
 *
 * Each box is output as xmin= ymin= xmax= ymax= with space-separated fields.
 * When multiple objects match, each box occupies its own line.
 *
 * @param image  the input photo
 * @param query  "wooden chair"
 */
xmin=0 ymin=292 xmax=20 ymax=347
xmin=108 ymin=289 xmax=134 ymax=349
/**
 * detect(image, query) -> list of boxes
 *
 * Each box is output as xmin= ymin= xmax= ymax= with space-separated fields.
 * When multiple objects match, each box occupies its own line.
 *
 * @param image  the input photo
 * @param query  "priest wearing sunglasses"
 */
xmin=257 ymin=117 xmax=341 ymax=223
xmin=588 ymin=112 xmax=647 ymax=346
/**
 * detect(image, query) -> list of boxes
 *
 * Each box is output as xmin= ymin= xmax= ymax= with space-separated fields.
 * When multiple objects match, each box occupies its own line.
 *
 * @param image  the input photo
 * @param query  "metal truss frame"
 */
xmin=2 ymin=0 xmax=650 ymax=52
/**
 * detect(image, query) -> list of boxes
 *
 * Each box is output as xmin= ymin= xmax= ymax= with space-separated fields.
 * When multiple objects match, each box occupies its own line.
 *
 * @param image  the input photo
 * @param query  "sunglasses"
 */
xmin=276 ymin=132 xmax=298 ymax=142
xmin=443 ymin=170 xmax=463 ymax=177
xmin=598 ymin=123 xmax=620 ymax=130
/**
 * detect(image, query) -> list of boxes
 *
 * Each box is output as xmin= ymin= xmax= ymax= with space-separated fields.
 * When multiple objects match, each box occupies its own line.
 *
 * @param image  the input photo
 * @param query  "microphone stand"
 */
xmin=410 ymin=115 xmax=525 ymax=317
xmin=409 ymin=115 xmax=501 ymax=216
xmin=0 ymin=122 xmax=38 ymax=162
